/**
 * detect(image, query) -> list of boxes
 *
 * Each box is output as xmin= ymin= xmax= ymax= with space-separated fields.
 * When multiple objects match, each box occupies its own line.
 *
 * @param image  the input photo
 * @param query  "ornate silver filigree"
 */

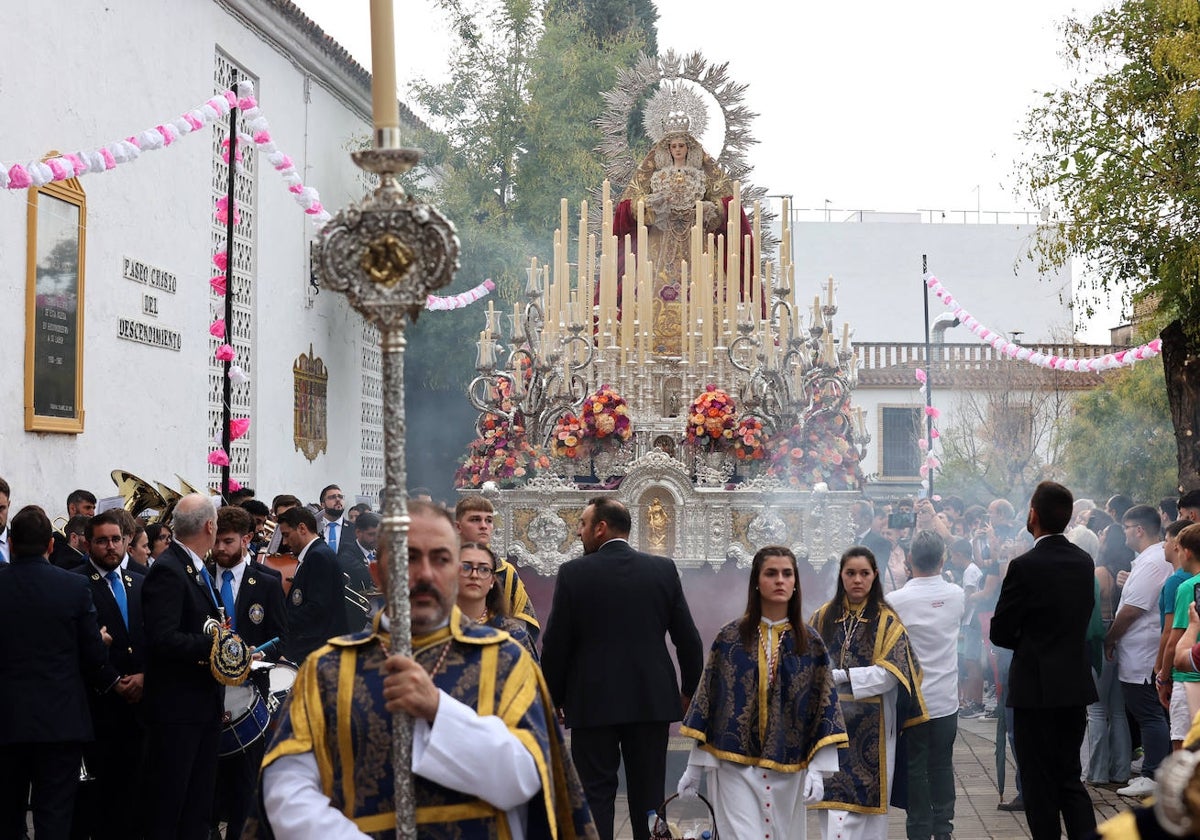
xmin=748 ymin=509 xmax=790 ymax=547
xmin=312 ymin=145 xmax=458 ymax=840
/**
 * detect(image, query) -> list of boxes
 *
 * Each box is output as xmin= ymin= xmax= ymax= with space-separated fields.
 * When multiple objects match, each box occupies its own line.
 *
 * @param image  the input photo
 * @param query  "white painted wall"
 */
xmin=0 ymin=0 xmax=386 ymax=512
xmin=788 ymin=217 xmax=1075 ymax=345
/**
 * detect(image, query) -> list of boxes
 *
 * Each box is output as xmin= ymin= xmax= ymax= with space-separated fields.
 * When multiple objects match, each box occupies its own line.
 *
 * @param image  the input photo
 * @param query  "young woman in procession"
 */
xmin=809 ymin=546 xmax=927 ymax=840
xmin=677 ymin=545 xmax=847 ymax=840
xmin=456 ymin=541 xmax=538 ymax=660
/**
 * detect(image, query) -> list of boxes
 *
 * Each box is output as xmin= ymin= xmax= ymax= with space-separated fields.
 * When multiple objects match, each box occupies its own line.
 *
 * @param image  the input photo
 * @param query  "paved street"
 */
xmin=614 ymin=714 xmax=1140 ymax=839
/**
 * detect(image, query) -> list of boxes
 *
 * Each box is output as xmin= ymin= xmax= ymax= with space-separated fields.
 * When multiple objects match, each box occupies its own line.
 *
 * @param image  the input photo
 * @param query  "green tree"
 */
xmin=1061 ymin=358 xmax=1176 ymax=501
xmin=1019 ymin=0 xmax=1200 ymax=490
xmin=516 ymin=11 xmax=647 ymax=238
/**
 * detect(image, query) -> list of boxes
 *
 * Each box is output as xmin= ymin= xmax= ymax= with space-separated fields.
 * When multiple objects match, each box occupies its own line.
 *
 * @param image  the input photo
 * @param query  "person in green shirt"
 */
xmin=1161 ymin=522 xmax=1200 ymax=746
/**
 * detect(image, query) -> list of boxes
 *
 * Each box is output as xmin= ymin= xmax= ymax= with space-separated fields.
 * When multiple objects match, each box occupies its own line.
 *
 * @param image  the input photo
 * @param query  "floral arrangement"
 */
xmin=550 ymin=385 xmax=632 ymax=460
xmin=731 ymin=416 xmax=767 ymax=462
xmin=765 ymin=413 xmax=863 ymax=490
xmin=685 ymin=385 xmax=738 ymax=450
xmin=582 ymin=384 xmax=632 ymax=445
xmin=551 ymin=412 xmax=585 ymax=458
xmin=454 ymin=414 xmax=550 ymax=489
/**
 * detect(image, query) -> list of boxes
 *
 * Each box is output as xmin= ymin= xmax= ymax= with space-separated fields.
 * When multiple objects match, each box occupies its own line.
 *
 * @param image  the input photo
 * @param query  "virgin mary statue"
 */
xmin=613 ymin=112 xmax=753 ymax=355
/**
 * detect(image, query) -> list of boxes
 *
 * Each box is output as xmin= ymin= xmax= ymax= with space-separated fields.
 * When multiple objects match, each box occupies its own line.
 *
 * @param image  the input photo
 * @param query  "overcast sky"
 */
xmin=294 ymin=0 xmax=1119 ymax=336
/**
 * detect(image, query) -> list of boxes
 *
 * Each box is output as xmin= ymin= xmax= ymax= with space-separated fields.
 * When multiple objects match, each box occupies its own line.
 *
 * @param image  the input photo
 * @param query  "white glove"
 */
xmin=803 ymin=772 xmax=824 ymax=804
xmin=677 ymin=765 xmax=703 ymax=800
xmin=832 ymin=669 xmax=850 ymax=685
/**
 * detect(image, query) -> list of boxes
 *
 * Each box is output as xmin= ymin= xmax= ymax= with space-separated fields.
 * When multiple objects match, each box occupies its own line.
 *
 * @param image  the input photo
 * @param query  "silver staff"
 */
xmin=311 ymin=8 xmax=459 ymax=826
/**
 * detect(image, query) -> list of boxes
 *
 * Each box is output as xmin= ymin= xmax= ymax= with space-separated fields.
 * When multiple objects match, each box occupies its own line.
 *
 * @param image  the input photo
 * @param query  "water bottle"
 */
xmin=701 ymin=831 xmax=713 ymax=839
xmin=647 ymin=810 xmax=660 ymax=837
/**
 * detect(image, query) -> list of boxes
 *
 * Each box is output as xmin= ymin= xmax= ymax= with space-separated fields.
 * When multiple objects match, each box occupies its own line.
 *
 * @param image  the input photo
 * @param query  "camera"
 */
xmin=888 ymin=512 xmax=916 ymax=530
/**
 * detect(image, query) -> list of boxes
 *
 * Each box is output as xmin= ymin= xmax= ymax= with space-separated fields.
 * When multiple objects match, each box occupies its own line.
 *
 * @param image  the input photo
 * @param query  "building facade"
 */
xmin=1 ymin=0 xmax=426 ymax=512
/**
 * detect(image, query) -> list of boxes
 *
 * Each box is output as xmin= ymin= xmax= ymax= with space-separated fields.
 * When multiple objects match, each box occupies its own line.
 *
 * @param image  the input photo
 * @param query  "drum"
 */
xmin=267 ymin=660 xmax=299 ymax=716
xmin=219 ymin=682 xmax=271 ymax=757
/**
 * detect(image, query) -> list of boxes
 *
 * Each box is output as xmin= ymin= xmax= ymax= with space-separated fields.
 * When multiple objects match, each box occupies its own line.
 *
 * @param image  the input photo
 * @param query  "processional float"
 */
xmin=457 ymin=51 xmax=870 ymax=574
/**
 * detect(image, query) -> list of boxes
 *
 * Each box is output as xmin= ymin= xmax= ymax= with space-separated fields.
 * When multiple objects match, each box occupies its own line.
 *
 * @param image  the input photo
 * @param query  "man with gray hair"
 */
xmin=141 ymin=494 xmax=224 ymax=840
xmin=886 ymin=530 xmax=965 ymax=840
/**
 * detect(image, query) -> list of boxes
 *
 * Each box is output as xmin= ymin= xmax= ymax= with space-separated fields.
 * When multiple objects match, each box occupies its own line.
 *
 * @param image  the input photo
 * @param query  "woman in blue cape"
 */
xmin=678 ymin=545 xmax=848 ymax=840
xmin=809 ymin=546 xmax=927 ymax=840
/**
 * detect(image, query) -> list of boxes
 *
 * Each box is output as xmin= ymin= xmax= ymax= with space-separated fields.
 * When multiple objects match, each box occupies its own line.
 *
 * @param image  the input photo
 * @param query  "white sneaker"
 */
xmin=1130 ymin=757 xmax=1144 ymax=775
xmin=1117 ymin=777 xmax=1157 ymax=797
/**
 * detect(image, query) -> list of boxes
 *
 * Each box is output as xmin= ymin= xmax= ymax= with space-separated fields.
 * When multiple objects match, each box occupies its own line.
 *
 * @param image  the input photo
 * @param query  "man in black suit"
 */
xmin=0 ymin=504 xmax=113 ymax=840
xmin=852 ymin=498 xmax=893 ymax=563
xmin=337 ymin=510 xmax=378 ymax=594
xmin=278 ymin=506 xmax=348 ymax=663
xmin=541 ymin=496 xmax=704 ymax=840
xmin=337 ymin=510 xmax=379 ymax=631
xmin=72 ymin=510 xmax=147 ymax=840
xmin=50 ymin=513 xmax=90 ymax=570
xmin=210 ymin=505 xmax=288 ymax=840
xmin=141 ymin=493 xmax=224 ymax=840
xmin=990 ymin=481 xmax=1098 ymax=840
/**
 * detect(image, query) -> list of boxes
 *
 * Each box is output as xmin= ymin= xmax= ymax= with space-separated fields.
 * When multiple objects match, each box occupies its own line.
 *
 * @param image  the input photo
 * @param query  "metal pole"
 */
xmin=221 ymin=71 xmax=238 ymax=499
xmin=922 ymin=253 xmax=934 ymax=498
xmin=313 ymin=146 xmax=458 ymax=838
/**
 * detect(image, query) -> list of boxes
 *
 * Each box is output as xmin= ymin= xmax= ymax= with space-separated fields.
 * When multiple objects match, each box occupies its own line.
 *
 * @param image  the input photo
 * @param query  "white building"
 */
xmin=1 ymin=0 xmax=428 ymax=513
xmin=783 ymin=209 xmax=1119 ymax=498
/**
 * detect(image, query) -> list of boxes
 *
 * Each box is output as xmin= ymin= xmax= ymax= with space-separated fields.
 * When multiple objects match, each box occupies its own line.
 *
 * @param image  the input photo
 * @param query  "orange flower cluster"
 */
xmin=685 ymin=384 xmax=738 ymax=451
xmin=552 ymin=385 xmax=633 ymax=460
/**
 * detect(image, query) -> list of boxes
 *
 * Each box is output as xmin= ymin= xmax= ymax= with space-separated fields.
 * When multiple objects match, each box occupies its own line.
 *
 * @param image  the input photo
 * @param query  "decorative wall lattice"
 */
xmin=208 ymin=52 xmax=258 ymax=489
xmin=361 ymin=320 xmax=384 ymax=500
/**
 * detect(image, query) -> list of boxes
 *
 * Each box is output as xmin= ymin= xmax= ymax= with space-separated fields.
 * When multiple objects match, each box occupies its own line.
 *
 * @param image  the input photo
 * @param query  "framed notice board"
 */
xmin=25 ymin=173 xmax=86 ymax=433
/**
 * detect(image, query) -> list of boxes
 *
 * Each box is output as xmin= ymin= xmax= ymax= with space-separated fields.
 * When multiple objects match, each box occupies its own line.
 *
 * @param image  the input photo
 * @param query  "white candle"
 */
xmin=368 ymin=0 xmax=400 ymax=131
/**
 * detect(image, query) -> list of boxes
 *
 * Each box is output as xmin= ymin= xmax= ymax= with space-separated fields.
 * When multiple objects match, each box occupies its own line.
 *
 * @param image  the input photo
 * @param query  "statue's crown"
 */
xmin=662 ymin=111 xmax=690 ymax=135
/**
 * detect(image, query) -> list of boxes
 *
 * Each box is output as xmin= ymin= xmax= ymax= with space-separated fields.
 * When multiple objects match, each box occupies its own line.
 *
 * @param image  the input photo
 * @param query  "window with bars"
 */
xmin=880 ymin=406 xmax=923 ymax=478
xmin=208 ymin=52 xmax=257 ymax=489
xmin=361 ymin=320 xmax=384 ymax=500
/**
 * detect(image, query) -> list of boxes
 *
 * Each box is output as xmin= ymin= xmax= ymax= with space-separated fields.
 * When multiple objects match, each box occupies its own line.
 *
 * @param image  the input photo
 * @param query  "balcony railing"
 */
xmin=855 ymin=341 xmax=1127 ymax=371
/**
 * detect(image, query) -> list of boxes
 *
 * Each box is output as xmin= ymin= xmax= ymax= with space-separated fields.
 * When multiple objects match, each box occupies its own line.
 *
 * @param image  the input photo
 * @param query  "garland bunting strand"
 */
xmin=926 ymin=274 xmax=1161 ymax=371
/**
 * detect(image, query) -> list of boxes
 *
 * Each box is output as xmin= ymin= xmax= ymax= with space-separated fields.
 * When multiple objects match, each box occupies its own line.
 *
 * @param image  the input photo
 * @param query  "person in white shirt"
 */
xmin=1105 ymin=504 xmax=1172 ymax=797
xmin=887 ymin=531 xmax=965 ymax=840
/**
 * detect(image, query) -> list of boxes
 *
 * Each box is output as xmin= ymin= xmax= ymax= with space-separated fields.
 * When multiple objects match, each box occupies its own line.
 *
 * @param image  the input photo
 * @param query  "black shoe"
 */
xmin=934 ymin=834 xmax=955 ymax=840
xmin=997 ymin=796 xmax=1024 ymax=812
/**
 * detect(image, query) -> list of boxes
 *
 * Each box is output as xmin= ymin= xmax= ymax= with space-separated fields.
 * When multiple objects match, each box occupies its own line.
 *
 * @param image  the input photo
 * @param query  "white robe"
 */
xmin=690 ymin=743 xmax=840 ymax=840
xmin=817 ymin=665 xmax=900 ymax=840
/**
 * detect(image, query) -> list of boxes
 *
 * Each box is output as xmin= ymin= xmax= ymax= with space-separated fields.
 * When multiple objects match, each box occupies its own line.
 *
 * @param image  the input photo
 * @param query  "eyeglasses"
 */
xmin=459 ymin=563 xmax=495 ymax=579
xmin=325 ymin=494 xmax=345 ymax=501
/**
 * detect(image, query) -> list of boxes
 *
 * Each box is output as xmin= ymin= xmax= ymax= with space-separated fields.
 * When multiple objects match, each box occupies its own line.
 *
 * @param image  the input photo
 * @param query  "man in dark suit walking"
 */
xmin=278 ymin=506 xmax=348 ymax=663
xmin=141 ymin=493 xmax=224 ymax=840
xmin=210 ymin=505 xmax=288 ymax=840
xmin=541 ymin=496 xmax=704 ymax=840
xmin=0 ymin=504 xmax=113 ymax=840
xmin=990 ymin=481 xmax=1098 ymax=840
xmin=73 ymin=509 xmax=147 ymax=840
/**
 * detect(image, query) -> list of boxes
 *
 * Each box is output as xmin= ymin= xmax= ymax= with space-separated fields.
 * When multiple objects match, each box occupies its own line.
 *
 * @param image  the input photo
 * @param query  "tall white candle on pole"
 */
xmin=368 ymin=0 xmax=400 ymax=145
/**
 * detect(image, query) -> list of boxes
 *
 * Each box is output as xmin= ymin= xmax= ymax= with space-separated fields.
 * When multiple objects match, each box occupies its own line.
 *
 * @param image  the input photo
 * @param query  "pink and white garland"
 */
xmin=427 ymin=279 xmax=495 ymax=310
xmin=913 ymin=368 xmax=941 ymax=490
xmin=1 ymin=82 xmax=331 ymax=228
xmin=926 ymin=274 xmax=1161 ymax=371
